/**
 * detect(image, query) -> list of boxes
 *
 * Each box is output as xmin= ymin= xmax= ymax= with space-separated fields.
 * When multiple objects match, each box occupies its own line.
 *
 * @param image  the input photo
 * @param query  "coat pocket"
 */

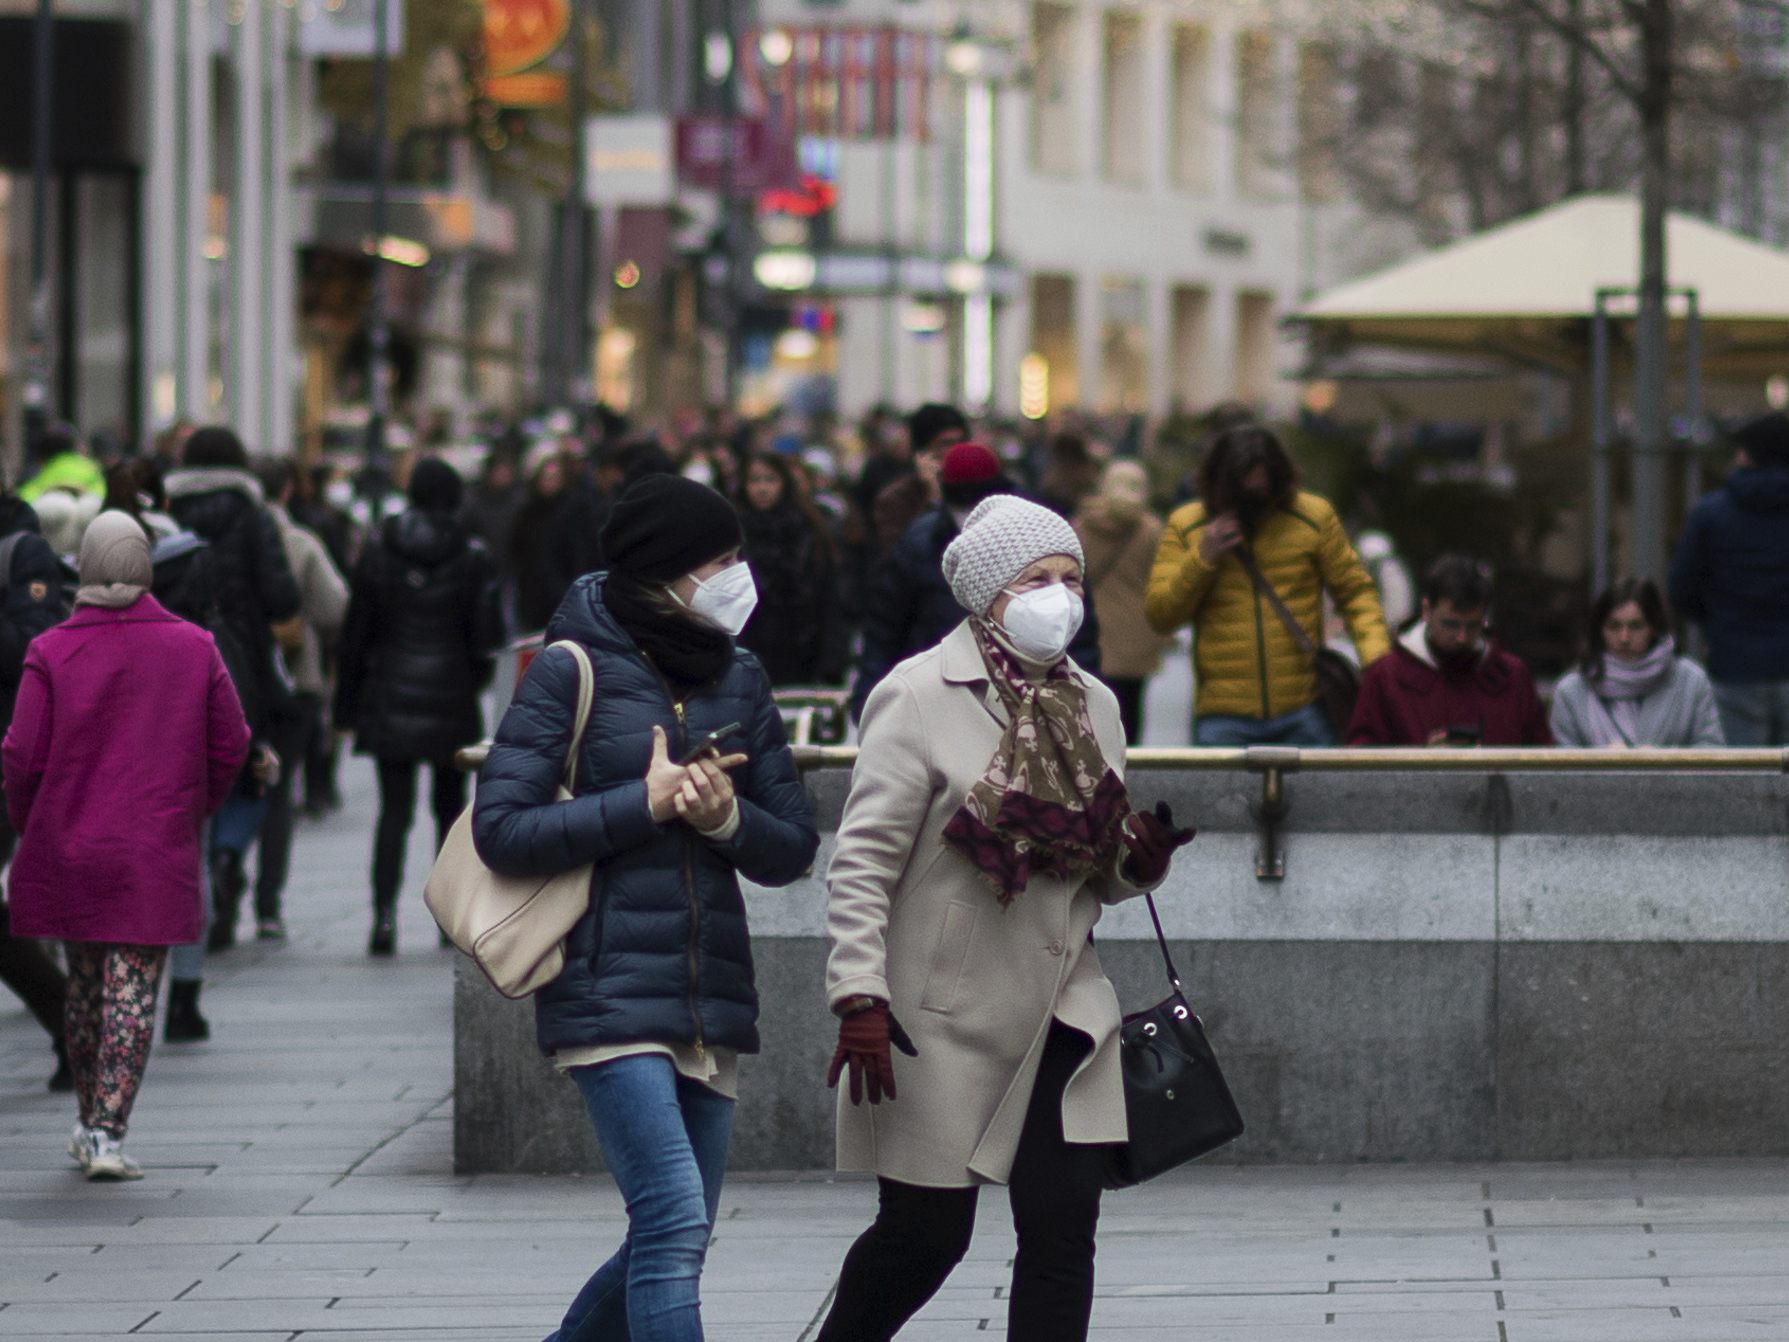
xmin=918 ymin=901 xmax=979 ymax=1015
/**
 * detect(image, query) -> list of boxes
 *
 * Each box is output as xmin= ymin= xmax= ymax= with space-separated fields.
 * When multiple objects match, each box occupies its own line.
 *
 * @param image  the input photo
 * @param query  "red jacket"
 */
xmin=1347 ymin=626 xmax=1552 ymax=747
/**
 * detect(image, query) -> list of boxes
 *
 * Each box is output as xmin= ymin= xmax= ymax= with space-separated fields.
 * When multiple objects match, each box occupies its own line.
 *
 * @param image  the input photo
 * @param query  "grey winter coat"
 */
xmin=1549 ymin=658 xmax=1726 ymax=748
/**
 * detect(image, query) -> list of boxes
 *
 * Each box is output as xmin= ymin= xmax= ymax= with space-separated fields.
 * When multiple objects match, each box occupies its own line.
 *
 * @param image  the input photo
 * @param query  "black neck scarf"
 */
xmin=603 ymin=573 xmax=734 ymax=692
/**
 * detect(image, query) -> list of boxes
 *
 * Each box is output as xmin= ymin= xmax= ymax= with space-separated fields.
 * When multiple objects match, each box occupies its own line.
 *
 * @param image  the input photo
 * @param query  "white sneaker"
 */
xmin=83 ymin=1130 xmax=143 ymax=1181
xmin=68 ymin=1123 xmax=91 ymax=1170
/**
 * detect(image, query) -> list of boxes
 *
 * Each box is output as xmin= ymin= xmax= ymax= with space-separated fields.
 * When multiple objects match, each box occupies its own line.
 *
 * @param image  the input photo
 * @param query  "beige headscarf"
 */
xmin=75 ymin=510 xmax=152 ymax=609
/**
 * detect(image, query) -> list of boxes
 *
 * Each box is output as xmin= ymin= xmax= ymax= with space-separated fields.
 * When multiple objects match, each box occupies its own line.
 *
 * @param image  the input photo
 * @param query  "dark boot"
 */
xmin=165 ymin=979 xmax=210 ymax=1042
xmin=48 ymin=1039 xmax=73 ymax=1092
xmin=208 ymin=851 xmax=245 ymax=951
xmin=369 ymin=906 xmax=397 ymax=957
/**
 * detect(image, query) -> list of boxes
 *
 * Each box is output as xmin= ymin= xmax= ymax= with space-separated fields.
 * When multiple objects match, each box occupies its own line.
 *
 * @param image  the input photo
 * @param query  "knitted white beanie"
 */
xmin=942 ymin=495 xmax=1085 ymax=617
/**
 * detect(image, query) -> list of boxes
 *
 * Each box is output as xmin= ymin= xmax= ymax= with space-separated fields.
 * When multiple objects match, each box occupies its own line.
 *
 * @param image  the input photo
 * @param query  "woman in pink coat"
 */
xmin=3 ymin=511 xmax=249 ymax=1180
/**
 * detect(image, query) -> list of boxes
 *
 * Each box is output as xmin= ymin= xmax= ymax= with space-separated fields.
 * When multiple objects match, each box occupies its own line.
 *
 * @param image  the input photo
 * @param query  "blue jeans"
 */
xmin=1194 ymin=699 xmax=1335 ymax=747
xmin=548 ymin=1054 xmax=735 ymax=1342
xmin=1712 ymin=678 xmax=1789 ymax=746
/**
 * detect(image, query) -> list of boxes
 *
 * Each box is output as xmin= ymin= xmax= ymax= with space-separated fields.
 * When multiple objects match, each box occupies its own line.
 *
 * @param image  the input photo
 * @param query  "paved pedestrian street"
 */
xmin=1 ymin=758 xmax=1787 ymax=1340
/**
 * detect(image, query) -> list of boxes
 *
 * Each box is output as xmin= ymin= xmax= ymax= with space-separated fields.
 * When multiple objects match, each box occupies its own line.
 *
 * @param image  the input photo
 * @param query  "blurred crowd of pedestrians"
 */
xmin=1 ymin=393 xmax=1787 ymax=1179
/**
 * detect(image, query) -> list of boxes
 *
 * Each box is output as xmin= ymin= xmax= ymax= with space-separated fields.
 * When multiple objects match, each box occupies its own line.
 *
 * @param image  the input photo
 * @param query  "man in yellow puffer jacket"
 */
xmin=1146 ymin=425 xmax=1390 ymax=744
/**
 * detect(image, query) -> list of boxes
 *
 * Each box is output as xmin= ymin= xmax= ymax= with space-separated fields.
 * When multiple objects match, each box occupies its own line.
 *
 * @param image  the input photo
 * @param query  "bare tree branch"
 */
xmin=1456 ymin=0 xmax=1643 ymax=101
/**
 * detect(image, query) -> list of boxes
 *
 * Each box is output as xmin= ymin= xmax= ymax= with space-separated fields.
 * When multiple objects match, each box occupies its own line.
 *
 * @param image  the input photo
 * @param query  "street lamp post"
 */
xmin=24 ymin=0 xmax=55 ymax=464
xmin=946 ymin=25 xmax=1007 ymax=417
xmin=365 ymin=0 xmax=392 ymax=518
xmin=718 ymin=13 xmax=742 ymax=411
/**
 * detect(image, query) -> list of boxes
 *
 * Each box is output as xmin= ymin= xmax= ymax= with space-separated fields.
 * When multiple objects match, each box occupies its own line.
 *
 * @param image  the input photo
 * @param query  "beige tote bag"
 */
xmin=425 ymin=640 xmax=595 ymax=998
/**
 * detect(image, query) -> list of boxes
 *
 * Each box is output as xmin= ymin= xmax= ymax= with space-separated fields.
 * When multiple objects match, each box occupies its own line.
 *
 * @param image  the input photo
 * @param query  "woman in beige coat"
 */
xmin=817 ymin=496 xmax=1196 ymax=1342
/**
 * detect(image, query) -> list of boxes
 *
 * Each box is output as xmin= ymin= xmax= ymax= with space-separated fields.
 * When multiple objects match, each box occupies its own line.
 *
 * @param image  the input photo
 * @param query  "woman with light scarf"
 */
xmin=1551 ymin=577 xmax=1724 ymax=748
xmin=818 ymin=496 xmax=1196 ymax=1342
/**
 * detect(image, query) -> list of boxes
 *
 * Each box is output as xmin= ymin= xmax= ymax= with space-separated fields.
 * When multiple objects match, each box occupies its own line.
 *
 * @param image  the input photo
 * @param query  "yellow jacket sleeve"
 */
xmin=1144 ymin=507 xmax=1219 ymax=634
xmin=1316 ymin=506 xmax=1392 ymax=666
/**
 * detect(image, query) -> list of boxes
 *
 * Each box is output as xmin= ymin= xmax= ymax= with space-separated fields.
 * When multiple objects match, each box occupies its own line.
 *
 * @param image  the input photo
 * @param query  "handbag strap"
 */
xmin=1235 ymin=548 xmax=1321 ymax=666
xmin=1141 ymin=891 xmax=1184 ymax=995
xmin=545 ymin=640 xmax=596 ymax=792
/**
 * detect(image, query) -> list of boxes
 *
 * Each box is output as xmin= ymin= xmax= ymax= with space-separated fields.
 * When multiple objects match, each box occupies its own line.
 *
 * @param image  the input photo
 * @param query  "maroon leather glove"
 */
xmin=1121 ymin=801 xmax=1197 ymax=886
xmin=826 ymin=1003 xmax=918 ymax=1105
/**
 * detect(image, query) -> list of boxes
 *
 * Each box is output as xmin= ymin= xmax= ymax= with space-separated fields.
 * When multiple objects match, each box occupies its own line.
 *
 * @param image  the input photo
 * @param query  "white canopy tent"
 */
xmin=1292 ymin=194 xmax=1789 ymax=586
xmin=1295 ymin=194 xmax=1789 ymax=379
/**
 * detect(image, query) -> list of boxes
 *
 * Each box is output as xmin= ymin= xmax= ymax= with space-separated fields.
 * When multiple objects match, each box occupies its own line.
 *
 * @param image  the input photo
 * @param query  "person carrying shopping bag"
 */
xmin=3 ymin=512 xmax=249 ymax=1179
xmin=817 ymin=495 xmax=1196 ymax=1342
xmin=472 ymin=473 xmax=818 ymax=1342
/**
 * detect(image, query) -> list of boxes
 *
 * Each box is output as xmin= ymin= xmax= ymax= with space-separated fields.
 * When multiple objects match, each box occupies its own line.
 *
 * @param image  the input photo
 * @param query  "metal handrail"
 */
xmin=457 ymin=743 xmax=1789 ymax=776
xmin=789 ymin=745 xmax=1789 ymax=774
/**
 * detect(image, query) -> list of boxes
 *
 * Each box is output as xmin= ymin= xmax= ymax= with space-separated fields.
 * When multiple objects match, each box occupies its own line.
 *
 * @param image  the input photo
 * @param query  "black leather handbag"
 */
xmin=1104 ymin=893 xmax=1245 ymax=1188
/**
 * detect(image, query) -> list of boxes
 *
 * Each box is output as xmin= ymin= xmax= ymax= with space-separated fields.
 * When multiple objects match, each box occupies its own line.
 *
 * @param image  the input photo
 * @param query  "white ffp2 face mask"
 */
xmin=999 ymin=584 xmax=1084 ymax=663
xmin=684 ymin=561 xmax=759 ymax=635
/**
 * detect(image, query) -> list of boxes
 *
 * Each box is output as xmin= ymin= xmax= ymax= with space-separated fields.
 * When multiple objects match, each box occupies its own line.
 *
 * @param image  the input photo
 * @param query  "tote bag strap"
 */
xmin=544 ymin=640 xmax=596 ymax=792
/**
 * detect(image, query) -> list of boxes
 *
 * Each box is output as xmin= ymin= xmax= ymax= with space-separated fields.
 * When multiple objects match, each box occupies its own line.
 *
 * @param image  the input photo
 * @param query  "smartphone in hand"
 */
xmin=678 ymin=722 xmax=744 ymax=767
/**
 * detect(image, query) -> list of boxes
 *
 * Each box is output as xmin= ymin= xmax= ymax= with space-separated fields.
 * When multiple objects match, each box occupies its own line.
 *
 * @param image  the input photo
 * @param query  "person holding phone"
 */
xmin=1347 ymin=555 xmax=1552 ymax=747
xmin=816 ymin=496 xmax=1196 ymax=1342
xmin=473 ymin=474 xmax=818 ymax=1342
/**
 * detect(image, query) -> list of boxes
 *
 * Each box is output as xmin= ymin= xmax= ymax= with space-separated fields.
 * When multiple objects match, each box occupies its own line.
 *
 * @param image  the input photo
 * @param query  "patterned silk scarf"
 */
xmin=942 ymin=622 xmax=1132 ymax=906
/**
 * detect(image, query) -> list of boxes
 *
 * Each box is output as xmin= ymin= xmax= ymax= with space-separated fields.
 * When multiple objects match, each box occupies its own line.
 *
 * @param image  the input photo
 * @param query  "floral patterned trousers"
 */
xmin=63 ymin=943 xmax=168 ymax=1139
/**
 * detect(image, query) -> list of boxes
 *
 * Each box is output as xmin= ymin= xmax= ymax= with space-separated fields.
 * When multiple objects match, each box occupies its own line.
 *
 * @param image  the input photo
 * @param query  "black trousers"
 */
xmin=253 ymin=696 xmax=319 ymax=918
xmin=371 ymin=757 xmax=467 ymax=909
xmin=0 ymin=812 xmax=66 ymax=1046
xmin=1105 ymin=677 xmax=1147 ymax=746
xmin=817 ymin=1022 xmax=1110 ymax=1342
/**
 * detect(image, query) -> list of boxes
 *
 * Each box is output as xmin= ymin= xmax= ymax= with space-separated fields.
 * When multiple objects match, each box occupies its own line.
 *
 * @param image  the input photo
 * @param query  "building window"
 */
xmin=1171 ymin=23 xmax=1214 ymax=193
xmin=1099 ymin=277 xmax=1148 ymax=413
xmin=1235 ymin=289 xmax=1276 ymax=405
xmin=1171 ymin=285 xmax=1211 ymax=411
xmin=1297 ymin=43 xmax=1342 ymax=204
xmin=1029 ymin=273 xmax=1079 ymax=408
xmin=1235 ymin=30 xmax=1278 ymax=201
xmin=1029 ymin=3 xmax=1079 ymax=178
xmin=1101 ymin=9 xmax=1146 ymax=186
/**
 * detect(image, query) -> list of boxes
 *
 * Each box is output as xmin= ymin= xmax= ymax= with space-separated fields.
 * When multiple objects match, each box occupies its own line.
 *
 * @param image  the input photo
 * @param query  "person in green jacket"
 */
xmin=19 ymin=426 xmax=106 ymax=504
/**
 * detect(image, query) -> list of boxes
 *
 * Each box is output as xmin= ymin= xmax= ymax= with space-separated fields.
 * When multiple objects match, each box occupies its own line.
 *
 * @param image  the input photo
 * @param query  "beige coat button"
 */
xmin=1048 ymin=939 xmax=1065 ymax=956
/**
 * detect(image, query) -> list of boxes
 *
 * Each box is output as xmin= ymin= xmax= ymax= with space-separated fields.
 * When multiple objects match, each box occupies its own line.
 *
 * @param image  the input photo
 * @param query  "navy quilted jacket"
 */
xmin=471 ymin=573 xmax=819 ymax=1056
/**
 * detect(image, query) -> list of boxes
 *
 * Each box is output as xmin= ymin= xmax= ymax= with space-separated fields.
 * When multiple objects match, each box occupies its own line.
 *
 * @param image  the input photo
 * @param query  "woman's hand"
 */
xmin=827 ymin=1001 xmax=918 ymax=1105
xmin=1121 ymin=801 xmax=1196 ymax=886
xmin=645 ymin=726 xmax=691 ymax=822
xmin=674 ymin=752 xmax=750 ymax=834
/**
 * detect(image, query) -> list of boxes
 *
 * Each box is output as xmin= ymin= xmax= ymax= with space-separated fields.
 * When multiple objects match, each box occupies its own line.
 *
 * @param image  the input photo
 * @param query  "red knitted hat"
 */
xmin=940 ymin=441 xmax=1001 ymax=486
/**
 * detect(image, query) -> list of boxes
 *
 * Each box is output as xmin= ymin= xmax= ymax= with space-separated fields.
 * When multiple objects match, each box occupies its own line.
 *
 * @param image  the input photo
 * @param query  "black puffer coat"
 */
xmin=164 ymin=468 xmax=301 ymax=731
xmin=335 ymin=509 xmax=503 ymax=762
xmin=472 ymin=574 xmax=819 ymax=1057
xmin=0 ymin=499 xmax=69 ymax=729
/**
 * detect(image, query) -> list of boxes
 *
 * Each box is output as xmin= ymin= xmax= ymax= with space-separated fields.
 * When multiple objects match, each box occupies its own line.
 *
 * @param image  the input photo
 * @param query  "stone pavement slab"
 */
xmin=3 ymin=756 xmax=1789 ymax=1339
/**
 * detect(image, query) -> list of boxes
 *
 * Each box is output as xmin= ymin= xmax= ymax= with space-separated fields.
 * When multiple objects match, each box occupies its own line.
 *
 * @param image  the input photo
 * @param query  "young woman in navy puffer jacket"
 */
xmin=473 ymin=474 xmax=818 ymax=1342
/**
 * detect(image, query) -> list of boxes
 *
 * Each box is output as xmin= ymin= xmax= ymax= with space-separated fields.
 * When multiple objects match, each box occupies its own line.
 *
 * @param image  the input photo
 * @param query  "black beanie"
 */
xmin=601 ymin=474 xmax=743 ymax=582
xmin=408 ymin=457 xmax=464 ymax=513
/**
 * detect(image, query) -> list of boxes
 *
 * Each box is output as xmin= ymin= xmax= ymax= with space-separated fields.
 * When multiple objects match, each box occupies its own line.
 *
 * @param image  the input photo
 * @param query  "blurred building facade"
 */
xmin=741 ymin=0 xmax=1396 ymax=424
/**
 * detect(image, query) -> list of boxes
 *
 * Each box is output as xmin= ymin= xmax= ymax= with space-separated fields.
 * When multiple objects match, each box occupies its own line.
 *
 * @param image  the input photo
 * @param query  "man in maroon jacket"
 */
xmin=1348 ymin=555 xmax=1552 ymax=747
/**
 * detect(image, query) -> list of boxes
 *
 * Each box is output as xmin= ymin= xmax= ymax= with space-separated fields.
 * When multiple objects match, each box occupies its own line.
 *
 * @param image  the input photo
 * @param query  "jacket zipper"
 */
xmin=1251 ymin=587 xmax=1273 ymax=719
xmin=647 ymin=660 xmax=708 ymax=1062
xmin=673 ymin=697 xmax=706 ymax=1060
